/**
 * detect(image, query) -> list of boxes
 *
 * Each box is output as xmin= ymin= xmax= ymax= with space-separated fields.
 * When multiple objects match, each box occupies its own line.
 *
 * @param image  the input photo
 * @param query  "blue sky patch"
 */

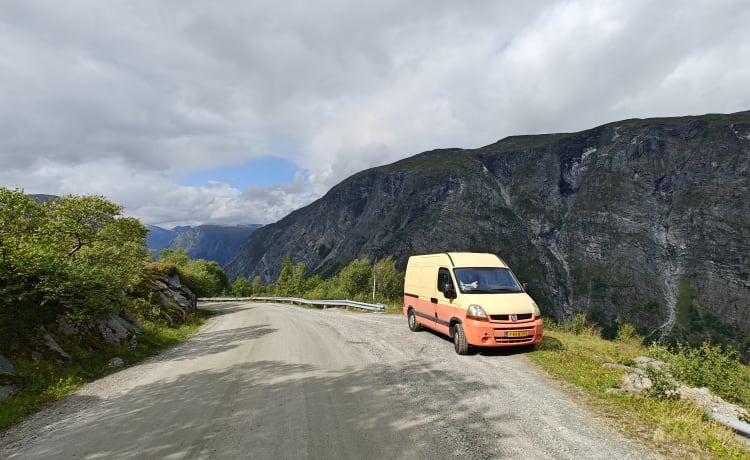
xmin=182 ymin=157 xmax=301 ymax=189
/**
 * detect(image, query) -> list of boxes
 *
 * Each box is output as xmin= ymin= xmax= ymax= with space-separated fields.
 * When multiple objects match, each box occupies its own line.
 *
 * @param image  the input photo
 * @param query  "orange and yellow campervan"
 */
xmin=403 ymin=252 xmax=543 ymax=354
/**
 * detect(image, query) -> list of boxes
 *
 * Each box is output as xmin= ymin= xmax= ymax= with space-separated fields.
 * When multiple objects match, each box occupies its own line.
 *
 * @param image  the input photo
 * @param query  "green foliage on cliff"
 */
xmin=157 ymin=248 xmax=229 ymax=297
xmin=0 ymin=188 xmax=149 ymax=331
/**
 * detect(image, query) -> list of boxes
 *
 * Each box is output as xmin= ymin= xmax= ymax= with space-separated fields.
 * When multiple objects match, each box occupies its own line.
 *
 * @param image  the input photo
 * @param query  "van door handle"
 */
xmin=430 ymin=298 xmax=438 ymax=303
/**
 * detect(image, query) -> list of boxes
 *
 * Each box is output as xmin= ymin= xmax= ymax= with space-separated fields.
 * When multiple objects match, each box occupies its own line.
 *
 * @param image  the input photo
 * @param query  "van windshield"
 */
xmin=453 ymin=267 xmax=523 ymax=294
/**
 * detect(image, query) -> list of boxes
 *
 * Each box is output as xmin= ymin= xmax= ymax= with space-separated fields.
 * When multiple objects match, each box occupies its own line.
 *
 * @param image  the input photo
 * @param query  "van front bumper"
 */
xmin=463 ymin=318 xmax=544 ymax=347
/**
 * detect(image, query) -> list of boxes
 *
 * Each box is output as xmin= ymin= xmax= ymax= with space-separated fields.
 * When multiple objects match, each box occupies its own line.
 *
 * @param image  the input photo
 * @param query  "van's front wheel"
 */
xmin=453 ymin=323 xmax=469 ymax=355
xmin=407 ymin=309 xmax=422 ymax=332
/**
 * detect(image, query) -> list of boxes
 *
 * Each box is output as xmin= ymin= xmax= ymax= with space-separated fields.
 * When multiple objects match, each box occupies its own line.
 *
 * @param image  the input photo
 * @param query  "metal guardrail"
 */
xmin=198 ymin=296 xmax=386 ymax=312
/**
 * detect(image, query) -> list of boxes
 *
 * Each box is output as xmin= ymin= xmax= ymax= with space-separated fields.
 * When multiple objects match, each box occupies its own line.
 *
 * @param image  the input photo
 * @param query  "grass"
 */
xmin=528 ymin=323 xmax=750 ymax=459
xmin=0 ymin=310 xmax=210 ymax=430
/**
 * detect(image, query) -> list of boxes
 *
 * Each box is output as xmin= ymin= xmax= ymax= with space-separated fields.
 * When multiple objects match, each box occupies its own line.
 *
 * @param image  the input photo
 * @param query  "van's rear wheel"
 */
xmin=408 ymin=309 xmax=422 ymax=332
xmin=453 ymin=323 xmax=469 ymax=355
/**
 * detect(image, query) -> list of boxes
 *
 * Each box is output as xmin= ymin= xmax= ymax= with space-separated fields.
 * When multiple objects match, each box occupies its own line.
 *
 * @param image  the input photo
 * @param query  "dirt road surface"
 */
xmin=0 ymin=302 xmax=660 ymax=459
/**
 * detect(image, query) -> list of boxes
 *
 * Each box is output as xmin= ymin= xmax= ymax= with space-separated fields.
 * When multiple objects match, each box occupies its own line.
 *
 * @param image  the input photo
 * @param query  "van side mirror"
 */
xmin=523 ymin=282 xmax=529 ymax=292
xmin=444 ymin=284 xmax=457 ymax=299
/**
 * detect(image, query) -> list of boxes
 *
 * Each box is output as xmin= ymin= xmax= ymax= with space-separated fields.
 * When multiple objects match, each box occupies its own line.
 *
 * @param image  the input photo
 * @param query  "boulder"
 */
xmin=43 ymin=332 xmax=72 ymax=360
xmin=98 ymin=315 xmax=138 ymax=349
xmin=108 ymin=357 xmax=124 ymax=369
xmin=56 ymin=315 xmax=79 ymax=336
xmin=679 ymin=386 xmax=749 ymax=422
xmin=0 ymin=354 xmax=20 ymax=400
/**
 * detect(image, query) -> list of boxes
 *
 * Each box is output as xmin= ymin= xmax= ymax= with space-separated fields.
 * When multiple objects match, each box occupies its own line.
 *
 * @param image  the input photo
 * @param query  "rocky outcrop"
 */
xmin=605 ymin=357 xmax=749 ymax=427
xmin=1 ymin=272 xmax=196 ymax=398
xmin=145 ymin=273 xmax=197 ymax=324
xmin=0 ymin=354 xmax=19 ymax=400
xmin=225 ymin=111 xmax=750 ymax=350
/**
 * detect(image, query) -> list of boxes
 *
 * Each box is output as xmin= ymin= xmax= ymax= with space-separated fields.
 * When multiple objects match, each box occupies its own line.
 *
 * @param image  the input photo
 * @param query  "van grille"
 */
xmin=490 ymin=313 xmax=532 ymax=321
xmin=495 ymin=336 xmax=535 ymax=344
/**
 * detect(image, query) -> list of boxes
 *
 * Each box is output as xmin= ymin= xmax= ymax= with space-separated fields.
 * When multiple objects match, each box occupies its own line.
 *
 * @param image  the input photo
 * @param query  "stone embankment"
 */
xmin=0 ymin=273 xmax=196 ymax=400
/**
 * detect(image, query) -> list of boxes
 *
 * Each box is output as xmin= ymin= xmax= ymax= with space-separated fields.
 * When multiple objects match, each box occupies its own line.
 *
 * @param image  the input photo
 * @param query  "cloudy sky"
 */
xmin=2 ymin=0 xmax=749 ymax=227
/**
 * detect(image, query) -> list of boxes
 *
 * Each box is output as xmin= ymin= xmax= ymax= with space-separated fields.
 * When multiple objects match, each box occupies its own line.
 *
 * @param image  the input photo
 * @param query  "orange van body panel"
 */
xmin=403 ymin=298 xmax=544 ymax=347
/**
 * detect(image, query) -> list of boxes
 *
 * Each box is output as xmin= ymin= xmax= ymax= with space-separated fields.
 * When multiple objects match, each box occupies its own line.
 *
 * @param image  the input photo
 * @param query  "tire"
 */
xmin=408 ymin=309 xmax=422 ymax=332
xmin=453 ymin=323 xmax=469 ymax=355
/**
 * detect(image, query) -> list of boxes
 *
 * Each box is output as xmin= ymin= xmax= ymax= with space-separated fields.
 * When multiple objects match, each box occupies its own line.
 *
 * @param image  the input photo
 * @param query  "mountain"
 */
xmin=145 ymin=225 xmax=180 ymax=255
xmin=28 ymin=194 xmax=58 ymax=204
xmin=146 ymin=224 xmax=261 ymax=267
xmin=225 ymin=111 xmax=750 ymax=349
xmin=169 ymin=224 xmax=261 ymax=266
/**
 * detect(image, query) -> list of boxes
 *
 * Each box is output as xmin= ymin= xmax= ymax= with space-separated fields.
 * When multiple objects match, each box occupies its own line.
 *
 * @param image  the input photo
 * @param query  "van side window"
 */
xmin=437 ymin=268 xmax=453 ymax=294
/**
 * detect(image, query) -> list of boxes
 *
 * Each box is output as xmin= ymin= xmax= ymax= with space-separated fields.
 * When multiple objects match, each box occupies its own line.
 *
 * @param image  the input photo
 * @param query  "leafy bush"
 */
xmin=231 ymin=277 xmax=253 ymax=297
xmin=338 ymin=258 xmax=373 ymax=300
xmin=644 ymin=365 xmax=680 ymax=400
xmin=616 ymin=322 xmax=643 ymax=343
xmin=555 ymin=312 xmax=603 ymax=337
xmin=157 ymin=248 xmax=229 ymax=297
xmin=0 ymin=188 xmax=148 ymax=326
xmin=650 ymin=341 xmax=750 ymax=410
xmin=571 ymin=313 xmax=588 ymax=335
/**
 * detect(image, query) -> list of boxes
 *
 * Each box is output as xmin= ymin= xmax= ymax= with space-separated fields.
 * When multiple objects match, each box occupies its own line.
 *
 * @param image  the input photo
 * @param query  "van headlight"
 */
xmin=467 ymin=304 xmax=489 ymax=321
xmin=531 ymin=301 xmax=541 ymax=318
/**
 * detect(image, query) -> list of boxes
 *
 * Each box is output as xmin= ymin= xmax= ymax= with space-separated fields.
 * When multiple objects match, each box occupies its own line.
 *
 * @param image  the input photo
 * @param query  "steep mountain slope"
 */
xmin=169 ymin=224 xmax=261 ymax=266
xmin=145 ymin=225 xmax=179 ymax=256
xmin=146 ymin=224 xmax=261 ymax=266
xmin=225 ymin=111 xmax=750 ymax=348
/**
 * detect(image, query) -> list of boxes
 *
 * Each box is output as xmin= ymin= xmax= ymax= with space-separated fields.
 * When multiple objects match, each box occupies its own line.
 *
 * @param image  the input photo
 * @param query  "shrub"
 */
xmin=650 ymin=341 xmax=750 ymax=410
xmin=616 ymin=323 xmax=643 ymax=343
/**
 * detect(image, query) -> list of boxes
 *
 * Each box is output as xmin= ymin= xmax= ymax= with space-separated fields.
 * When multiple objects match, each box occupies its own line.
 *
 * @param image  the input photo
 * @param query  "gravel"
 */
xmin=0 ymin=302 xmax=661 ymax=459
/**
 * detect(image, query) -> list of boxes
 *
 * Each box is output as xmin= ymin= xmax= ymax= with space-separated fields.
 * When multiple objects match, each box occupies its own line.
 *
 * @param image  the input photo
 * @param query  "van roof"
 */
xmin=407 ymin=252 xmax=509 ymax=268
xmin=446 ymin=252 xmax=506 ymax=268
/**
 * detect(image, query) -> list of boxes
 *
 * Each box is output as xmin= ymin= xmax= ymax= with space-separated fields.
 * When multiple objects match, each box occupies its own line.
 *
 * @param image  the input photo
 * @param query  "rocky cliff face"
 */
xmin=168 ymin=224 xmax=261 ymax=267
xmin=225 ymin=111 xmax=750 ymax=349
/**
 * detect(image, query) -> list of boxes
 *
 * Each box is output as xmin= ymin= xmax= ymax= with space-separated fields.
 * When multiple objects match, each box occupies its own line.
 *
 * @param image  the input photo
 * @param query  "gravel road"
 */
xmin=0 ymin=302 xmax=660 ymax=459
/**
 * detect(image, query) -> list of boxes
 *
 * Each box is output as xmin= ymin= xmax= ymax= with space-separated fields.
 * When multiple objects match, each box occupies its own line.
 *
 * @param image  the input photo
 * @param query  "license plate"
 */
xmin=505 ymin=331 xmax=526 ymax=338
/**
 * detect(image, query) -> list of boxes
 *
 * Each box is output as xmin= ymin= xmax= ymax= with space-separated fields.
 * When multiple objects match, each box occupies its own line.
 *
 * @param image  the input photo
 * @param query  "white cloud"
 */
xmin=1 ymin=0 xmax=749 ymax=225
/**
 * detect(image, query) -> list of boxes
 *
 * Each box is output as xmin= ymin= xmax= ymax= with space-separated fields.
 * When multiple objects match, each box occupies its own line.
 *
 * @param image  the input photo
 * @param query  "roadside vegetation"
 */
xmin=530 ymin=314 xmax=750 ymax=459
xmin=230 ymin=254 xmax=405 ymax=308
xmin=0 ymin=188 xmax=214 ymax=429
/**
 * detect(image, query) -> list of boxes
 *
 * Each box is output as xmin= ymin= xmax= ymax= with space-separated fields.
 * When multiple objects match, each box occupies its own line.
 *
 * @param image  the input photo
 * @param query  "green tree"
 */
xmin=232 ymin=277 xmax=253 ymax=297
xmin=275 ymin=255 xmax=294 ymax=296
xmin=158 ymin=248 xmax=191 ymax=267
xmin=0 ymin=189 xmax=47 ymax=310
xmin=41 ymin=194 xmax=148 ymax=320
xmin=182 ymin=260 xmax=228 ymax=297
xmin=157 ymin=248 xmax=229 ymax=297
xmin=0 ymin=189 xmax=149 ymax=322
xmin=338 ymin=258 xmax=372 ymax=300
xmin=291 ymin=262 xmax=306 ymax=297
xmin=372 ymin=257 xmax=403 ymax=302
xmin=251 ymin=276 xmax=265 ymax=295
xmin=303 ymin=275 xmax=324 ymax=299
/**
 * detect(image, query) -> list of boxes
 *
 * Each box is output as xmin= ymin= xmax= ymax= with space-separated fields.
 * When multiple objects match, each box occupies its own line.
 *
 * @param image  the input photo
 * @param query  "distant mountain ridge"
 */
xmin=146 ymin=224 xmax=261 ymax=267
xmin=224 ymin=110 xmax=750 ymax=351
xmin=25 ymin=193 xmax=260 ymax=271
